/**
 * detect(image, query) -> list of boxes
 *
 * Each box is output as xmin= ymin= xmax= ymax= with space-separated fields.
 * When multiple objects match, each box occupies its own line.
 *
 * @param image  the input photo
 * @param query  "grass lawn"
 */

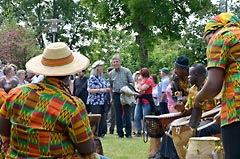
xmin=101 ymin=134 xmax=150 ymax=159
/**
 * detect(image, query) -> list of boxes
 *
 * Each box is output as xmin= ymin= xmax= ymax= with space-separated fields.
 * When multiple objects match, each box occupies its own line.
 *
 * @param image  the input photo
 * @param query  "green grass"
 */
xmin=101 ymin=134 xmax=150 ymax=159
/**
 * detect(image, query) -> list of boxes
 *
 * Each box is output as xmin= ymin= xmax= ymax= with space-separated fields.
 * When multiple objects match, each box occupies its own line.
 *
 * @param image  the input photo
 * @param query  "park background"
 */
xmin=0 ymin=0 xmax=236 ymax=158
xmin=0 ymin=0 xmax=238 ymax=76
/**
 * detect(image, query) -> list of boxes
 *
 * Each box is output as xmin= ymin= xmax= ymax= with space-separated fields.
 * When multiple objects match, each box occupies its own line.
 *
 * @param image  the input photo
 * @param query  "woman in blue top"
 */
xmin=87 ymin=60 xmax=110 ymax=137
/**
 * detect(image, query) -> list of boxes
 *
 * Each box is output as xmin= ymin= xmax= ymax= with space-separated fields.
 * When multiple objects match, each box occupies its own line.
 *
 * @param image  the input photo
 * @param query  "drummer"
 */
xmin=154 ymin=63 xmax=221 ymax=159
xmin=154 ymin=56 xmax=191 ymax=159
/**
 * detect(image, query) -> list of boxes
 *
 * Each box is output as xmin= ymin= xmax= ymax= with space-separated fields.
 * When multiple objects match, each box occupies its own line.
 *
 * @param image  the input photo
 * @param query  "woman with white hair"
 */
xmin=16 ymin=69 xmax=28 ymax=85
xmin=87 ymin=60 xmax=110 ymax=137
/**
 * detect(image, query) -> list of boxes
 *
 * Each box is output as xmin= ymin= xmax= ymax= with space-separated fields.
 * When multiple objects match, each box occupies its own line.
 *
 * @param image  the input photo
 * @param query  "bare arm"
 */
xmin=137 ymin=83 xmax=150 ymax=94
xmin=87 ymin=88 xmax=109 ymax=94
xmin=74 ymin=137 xmax=96 ymax=155
xmin=194 ymin=68 xmax=224 ymax=108
xmin=161 ymin=92 xmax=167 ymax=102
xmin=0 ymin=116 xmax=11 ymax=137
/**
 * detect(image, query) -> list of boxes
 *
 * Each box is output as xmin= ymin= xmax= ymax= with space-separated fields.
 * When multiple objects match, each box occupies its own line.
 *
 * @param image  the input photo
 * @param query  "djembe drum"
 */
xmin=88 ymin=114 xmax=101 ymax=137
xmin=145 ymin=112 xmax=186 ymax=139
xmin=88 ymin=114 xmax=103 ymax=155
xmin=186 ymin=136 xmax=221 ymax=159
xmin=169 ymin=106 xmax=221 ymax=159
xmin=144 ymin=112 xmax=186 ymax=158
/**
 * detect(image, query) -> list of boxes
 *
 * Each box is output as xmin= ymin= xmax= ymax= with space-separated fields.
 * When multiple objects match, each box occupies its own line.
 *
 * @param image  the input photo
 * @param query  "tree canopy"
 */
xmin=81 ymin=0 xmax=215 ymax=67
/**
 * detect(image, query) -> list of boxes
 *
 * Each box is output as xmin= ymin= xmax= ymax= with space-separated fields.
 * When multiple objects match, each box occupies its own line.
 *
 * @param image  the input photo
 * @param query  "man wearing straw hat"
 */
xmin=0 ymin=42 xmax=108 ymax=159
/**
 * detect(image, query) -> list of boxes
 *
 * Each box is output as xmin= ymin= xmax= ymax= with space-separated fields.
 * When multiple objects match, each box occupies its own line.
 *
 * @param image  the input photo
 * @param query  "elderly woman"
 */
xmin=16 ymin=69 xmax=28 ymax=85
xmin=0 ymin=64 xmax=15 ymax=91
xmin=87 ymin=60 xmax=110 ymax=138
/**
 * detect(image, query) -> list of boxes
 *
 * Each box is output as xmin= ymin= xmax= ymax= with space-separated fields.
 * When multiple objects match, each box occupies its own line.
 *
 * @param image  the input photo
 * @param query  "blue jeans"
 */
xmin=134 ymin=102 xmax=151 ymax=132
xmin=100 ymin=155 xmax=110 ymax=159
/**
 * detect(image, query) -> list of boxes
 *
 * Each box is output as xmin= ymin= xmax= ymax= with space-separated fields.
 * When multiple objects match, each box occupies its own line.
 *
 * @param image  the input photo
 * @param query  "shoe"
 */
xmin=135 ymin=132 xmax=142 ymax=137
xmin=109 ymin=130 xmax=114 ymax=134
xmin=98 ymin=134 xmax=105 ymax=138
xmin=117 ymin=135 xmax=124 ymax=138
xmin=125 ymin=135 xmax=132 ymax=138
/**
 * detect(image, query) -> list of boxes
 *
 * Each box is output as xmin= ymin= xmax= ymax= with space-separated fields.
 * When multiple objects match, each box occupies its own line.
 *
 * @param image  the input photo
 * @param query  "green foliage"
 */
xmin=0 ymin=18 xmax=41 ymax=69
xmin=82 ymin=0 xmax=215 ymax=67
xmin=87 ymin=28 xmax=139 ymax=73
xmin=149 ymin=39 xmax=179 ymax=74
xmin=0 ymin=0 xmax=94 ymax=52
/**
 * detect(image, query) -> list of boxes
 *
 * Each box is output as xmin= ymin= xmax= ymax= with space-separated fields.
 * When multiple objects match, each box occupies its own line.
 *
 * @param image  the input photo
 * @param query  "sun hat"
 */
xmin=91 ymin=60 xmax=104 ymax=69
xmin=174 ymin=56 xmax=189 ymax=68
xmin=160 ymin=67 xmax=169 ymax=74
xmin=26 ymin=42 xmax=89 ymax=76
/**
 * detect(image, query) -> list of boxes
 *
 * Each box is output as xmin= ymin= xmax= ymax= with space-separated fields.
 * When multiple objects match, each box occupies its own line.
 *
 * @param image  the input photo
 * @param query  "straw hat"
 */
xmin=26 ymin=42 xmax=89 ymax=76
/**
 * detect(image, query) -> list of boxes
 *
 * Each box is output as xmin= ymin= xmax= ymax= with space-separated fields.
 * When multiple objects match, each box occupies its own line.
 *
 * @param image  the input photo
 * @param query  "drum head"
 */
xmin=170 ymin=116 xmax=190 ymax=127
xmin=189 ymin=136 xmax=220 ymax=141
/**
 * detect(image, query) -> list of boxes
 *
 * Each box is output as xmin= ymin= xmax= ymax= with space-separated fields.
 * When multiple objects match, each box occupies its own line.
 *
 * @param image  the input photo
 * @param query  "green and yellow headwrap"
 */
xmin=203 ymin=12 xmax=240 ymax=37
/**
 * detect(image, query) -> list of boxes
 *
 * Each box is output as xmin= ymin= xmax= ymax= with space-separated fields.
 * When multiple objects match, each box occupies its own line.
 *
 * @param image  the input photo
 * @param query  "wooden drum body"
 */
xmin=88 ymin=114 xmax=101 ymax=137
xmin=186 ymin=136 xmax=221 ymax=159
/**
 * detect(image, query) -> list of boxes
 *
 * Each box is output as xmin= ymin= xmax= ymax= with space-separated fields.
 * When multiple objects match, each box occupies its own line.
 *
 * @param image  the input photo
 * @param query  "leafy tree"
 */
xmin=87 ymin=28 xmax=139 ymax=72
xmin=0 ymin=0 xmax=93 ymax=54
xmin=0 ymin=18 xmax=41 ymax=69
xmin=178 ymin=4 xmax=219 ymax=66
xmin=82 ymin=0 xmax=214 ymax=67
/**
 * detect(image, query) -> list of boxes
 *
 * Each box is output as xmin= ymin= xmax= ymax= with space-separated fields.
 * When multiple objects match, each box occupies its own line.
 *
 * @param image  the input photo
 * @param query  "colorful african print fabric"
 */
xmin=0 ymin=77 xmax=100 ymax=159
xmin=185 ymin=85 xmax=215 ymax=112
xmin=204 ymin=12 xmax=240 ymax=37
xmin=0 ymin=89 xmax=6 ymax=108
xmin=171 ymin=74 xmax=189 ymax=102
xmin=206 ymin=23 xmax=240 ymax=127
xmin=0 ymin=89 xmax=7 ymax=159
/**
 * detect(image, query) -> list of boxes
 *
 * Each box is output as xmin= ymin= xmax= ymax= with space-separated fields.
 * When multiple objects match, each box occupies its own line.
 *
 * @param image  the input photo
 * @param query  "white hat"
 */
xmin=91 ymin=60 xmax=104 ymax=69
xmin=26 ymin=42 xmax=89 ymax=76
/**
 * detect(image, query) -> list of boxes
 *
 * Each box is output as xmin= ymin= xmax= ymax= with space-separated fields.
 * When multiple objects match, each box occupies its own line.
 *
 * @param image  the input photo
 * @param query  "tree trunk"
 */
xmin=135 ymin=17 xmax=149 ymax=68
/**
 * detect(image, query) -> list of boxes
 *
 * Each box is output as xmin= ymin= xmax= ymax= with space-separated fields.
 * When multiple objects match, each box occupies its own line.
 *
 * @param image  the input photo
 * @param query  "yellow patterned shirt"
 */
xmin=185 ymin=85 xmax=215 ymax=112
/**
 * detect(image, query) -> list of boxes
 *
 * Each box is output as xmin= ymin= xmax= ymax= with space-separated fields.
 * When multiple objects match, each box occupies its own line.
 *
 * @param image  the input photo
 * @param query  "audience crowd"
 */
xmin=0 ymin=11 xmax=239 ymax=159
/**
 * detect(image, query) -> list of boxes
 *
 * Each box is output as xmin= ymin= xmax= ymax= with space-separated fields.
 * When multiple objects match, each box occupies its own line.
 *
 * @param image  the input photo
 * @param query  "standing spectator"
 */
xmin=106 ymin=67 xmax=115 ymax=134
xmin=151 ymin=74 xmax=159 ymax=106
xmin=0 ymin=65 xmax=15 ymax=91
xmin=9 ymin=64 xmax=17 ymax=76
xmin=87 ymin=60 xmax=110 ymax=137
xmin=26 ymin=69 xmax=44 ymax=83
xmin=0 ymin=42 xmax=108 ymax=159
xmin=0 ymin=59 xmax=5 ymax=78
xmin=192 ymin=12 xmax=240 ymax=159
xmin=16 ymin=69 xmax=28 ymax=85
xmin=130 ymin=70 xmax=140 ymax=136
xmin=166 ymin=71 xmax=178 ymax=113
xmin=109 ymin=54 xmax=134 ymax=138
xmin=73 ymin=69 xmax=90 ymax=113
xmin=135 ymin=67 xmax=153 ymax=136
xmin=158 ymin=67 xmax=170 ymax=114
